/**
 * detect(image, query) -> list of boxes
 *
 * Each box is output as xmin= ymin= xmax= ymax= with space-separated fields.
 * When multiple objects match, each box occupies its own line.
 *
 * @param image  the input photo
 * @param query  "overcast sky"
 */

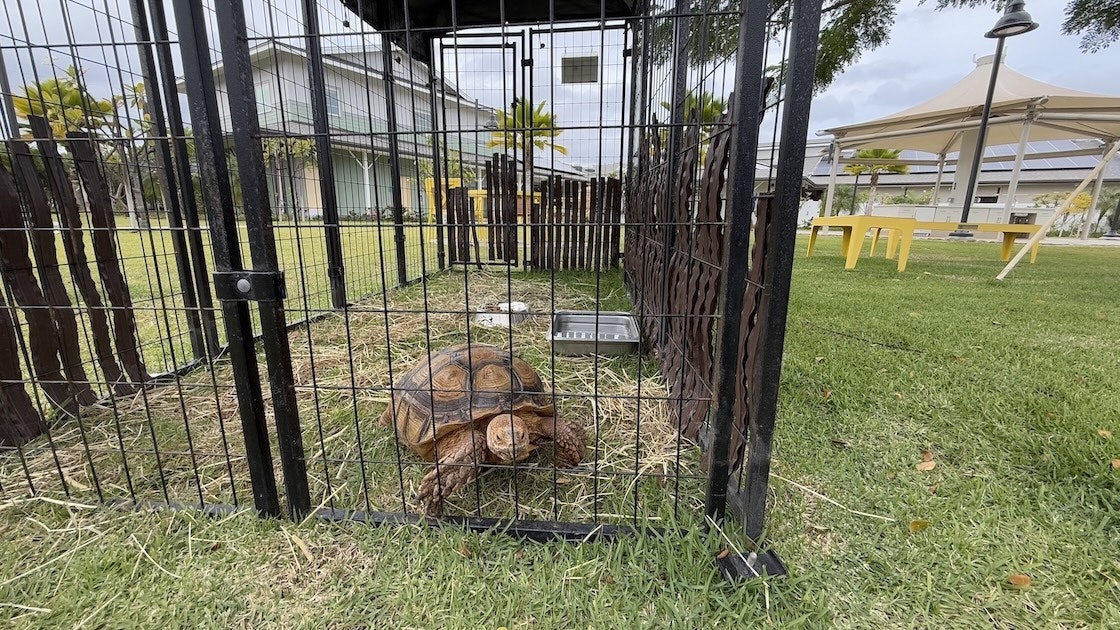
xmin=2 ymin=0 xmax=1116 ymax=168
xmin=808 ymin=0 xmax=1120 ymax=137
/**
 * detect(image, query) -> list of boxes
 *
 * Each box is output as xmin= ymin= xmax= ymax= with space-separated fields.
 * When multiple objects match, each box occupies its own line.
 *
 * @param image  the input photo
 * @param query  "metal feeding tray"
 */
xmin=548 ymin=311 xmax=640 ymax=356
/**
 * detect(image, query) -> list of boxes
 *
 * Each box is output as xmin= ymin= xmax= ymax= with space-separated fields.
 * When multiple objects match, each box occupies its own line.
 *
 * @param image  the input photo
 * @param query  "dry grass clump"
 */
xmin=1 ymin=269 xmax=703 ymax=526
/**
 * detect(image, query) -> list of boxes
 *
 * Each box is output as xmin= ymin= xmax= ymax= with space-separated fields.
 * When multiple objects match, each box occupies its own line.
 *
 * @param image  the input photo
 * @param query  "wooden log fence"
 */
xmin=0 ymin=117 xmax=151 ymax=446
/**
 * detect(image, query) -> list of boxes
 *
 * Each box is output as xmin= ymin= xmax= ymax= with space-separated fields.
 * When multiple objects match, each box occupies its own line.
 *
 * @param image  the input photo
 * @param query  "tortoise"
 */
xmin=380 ymin=343 xmax=586 ymax=517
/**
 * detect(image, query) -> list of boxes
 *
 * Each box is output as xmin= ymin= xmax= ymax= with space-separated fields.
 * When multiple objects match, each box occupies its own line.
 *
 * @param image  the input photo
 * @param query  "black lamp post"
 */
xmin=950 ymin=0 xmax=1038 ymax=238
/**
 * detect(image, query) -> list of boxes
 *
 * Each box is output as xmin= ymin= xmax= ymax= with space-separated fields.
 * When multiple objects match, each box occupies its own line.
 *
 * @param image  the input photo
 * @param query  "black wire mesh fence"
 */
xmin=0 ymin=0 xmax=823 ymax=579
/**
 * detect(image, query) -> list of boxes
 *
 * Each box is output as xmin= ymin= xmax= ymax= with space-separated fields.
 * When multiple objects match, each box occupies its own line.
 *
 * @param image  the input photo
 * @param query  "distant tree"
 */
xmin=933 ymin=0 xmax=1120 ymax=53
xmin=261 ymin=137 xmax=316 ymax=220
xmin=418 ymin=150 xmax=480 ymax=188
xmin=486 ymin=99 xmax=566 ymax=190
xmin=646 ymin=1 xmax=1116 ymax=91
xmin=825 ymin=184 xmax=870 ymax=216
xmin=885 ymin=189 xmax=933 ymax=205
xmin=660 ymin=91 xmax=727 ymax=139
xmin=842 ymin=148 xmax=908 ymax=211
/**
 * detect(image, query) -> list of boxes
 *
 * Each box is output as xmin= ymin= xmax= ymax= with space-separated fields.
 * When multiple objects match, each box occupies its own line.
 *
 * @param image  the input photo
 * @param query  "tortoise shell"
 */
xmin=385 ymin=343 xmax=555 ymax=460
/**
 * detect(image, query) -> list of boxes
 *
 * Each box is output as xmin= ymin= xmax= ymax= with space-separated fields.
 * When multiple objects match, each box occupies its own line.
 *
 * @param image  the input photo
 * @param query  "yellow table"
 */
xmin=807 ymin=215 xmax=916 ymax=272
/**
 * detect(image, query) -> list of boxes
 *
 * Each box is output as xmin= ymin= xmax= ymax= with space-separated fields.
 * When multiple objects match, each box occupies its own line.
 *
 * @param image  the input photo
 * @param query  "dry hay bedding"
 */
xmin=1 ymin=271 xmax=704 ymax=526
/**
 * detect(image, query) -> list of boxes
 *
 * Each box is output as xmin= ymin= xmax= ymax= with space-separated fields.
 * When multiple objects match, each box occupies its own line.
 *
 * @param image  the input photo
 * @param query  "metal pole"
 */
xmin=823 ymin=142 xmax=840 ymax=216
xmin=381 ymin=34 xmax=410 ymax=287
xmin=213 ymin=0 xmax=311 ymax=518
xmin=656 ymin=0 xmax=692 ymax=345
xmin=150 ymin=0 xmax=220 ymax=357
xmin=171 ymin=0 xmax=281 ymax=517
xmin=702 ymin=0 xmax=775 ymax=523
xmin=1080 ymin=144 xmax=1110 ymax=239
xmin=1002 ymin=114 xmax=1035 ymax=218
xmin=426 ymin=37 xmax=447 ymax=271
xmin=128 ymin=0 xmax=206 ymax=362
xmin=302 ymin=0 xmax=348 ymax=308
xmin=850 ymin=171 xmax=860 ymax=215
xmin=931 ymin=153 xmax=946 ymax=204
xmin=742 ymin=0 xmax=824 ymax=538
xmin=952 ymin=37 xmax=1005 ymax=236
xmin=0 ymin=51 xmax=19 ymax=138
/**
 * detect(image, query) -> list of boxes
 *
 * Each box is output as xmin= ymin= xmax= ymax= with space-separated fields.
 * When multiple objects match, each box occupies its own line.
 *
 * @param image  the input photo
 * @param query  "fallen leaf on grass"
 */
xmin=457 ymin=541 xmax=472 ymax=558
xmin=830 ymin=437 xmax=849 ymax=449
xmin=1009 ymin=574 xmax=1032 ymax=588
xmin=514 ymin=549 xmax=525 ymax=560
xmin=893 ymin=392 xmax=903 ymax=401
xmin=815 ymin=356 xmax=825 ymax=363
xmin=1111 ymin=459 xmax=1120 ymax=470
xmin=921 ymin=450 xmax=934 ymax=462
xmin=886 ymin=471 xmax=897 ymax=480
xmin=603 ymin=574 xmax=616 ymax=585
xmin=822 ymin=388 xmax=832 ymax=400
xmin=1098 ymin=429 xmax=1113 ymax=439
xmin=908 ymin=519 xmax=930 ymax=533
xmin=909 ymin=312 xmax=922 ymax=319
xmin=916 ymin=461 xmax=937 ymax=472
xmin=716 ymin=549 xmax=730 ymax=560
xmin=928 ymin=482 xmax=941 ymax=494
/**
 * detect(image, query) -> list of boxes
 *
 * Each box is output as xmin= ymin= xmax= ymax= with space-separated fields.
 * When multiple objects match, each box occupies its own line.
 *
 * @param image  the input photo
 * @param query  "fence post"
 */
xmin=301 ymin=0 xmax=347 ymax=309
xmin=427 ymin=37 xmax=447 ymax=271
xmin=128 ymin=0 xmax=206 ymax=362
xmin=381 ymin=34 xmax=410 ymax=287
xmin=211 ymin=0 xmax=312 ymax=518
xmin=703 ymin=0 xmax=771 ymax=524
xmin=149 ymin=0 xmax=221 ymax=358
xmin=740 ymin=0 xmax=822 ymax=540
xmin=171 ymin=0 xmax=282 ymax=517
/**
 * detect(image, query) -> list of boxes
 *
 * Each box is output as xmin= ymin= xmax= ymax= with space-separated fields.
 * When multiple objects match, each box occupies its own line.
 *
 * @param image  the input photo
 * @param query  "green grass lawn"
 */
xmin=1 ymin=236 xmax=1118 ymax=627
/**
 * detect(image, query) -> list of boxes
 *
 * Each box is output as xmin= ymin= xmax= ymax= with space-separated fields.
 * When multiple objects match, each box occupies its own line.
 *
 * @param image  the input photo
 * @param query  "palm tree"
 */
xmin=660 ymin=91 xmax=727 ymax=138
xmin=486 ymin=98 xmax=566 ymax=189
xmin=843 ymin=148 xmax=908 ymax=213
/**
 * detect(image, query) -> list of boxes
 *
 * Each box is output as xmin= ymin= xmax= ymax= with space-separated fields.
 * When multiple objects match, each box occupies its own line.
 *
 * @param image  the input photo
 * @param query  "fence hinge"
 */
xmin=213 ymin=270 xmax=286 ymax=302
xmin=522 ymin=58 xmax=533 ymax=67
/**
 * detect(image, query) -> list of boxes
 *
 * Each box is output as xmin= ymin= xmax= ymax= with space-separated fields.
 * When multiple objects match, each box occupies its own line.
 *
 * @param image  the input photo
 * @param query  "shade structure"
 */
xmin=341 ymin=0 xmax=641 ymax=62
xmin=820 ymin=55 xmax=1120 ymax=153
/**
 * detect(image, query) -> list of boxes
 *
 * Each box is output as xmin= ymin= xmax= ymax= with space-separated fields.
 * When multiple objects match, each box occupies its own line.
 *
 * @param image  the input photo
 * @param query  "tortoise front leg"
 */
xmin=534 ymin=416 xmax=586 ymax=468
xmin=417 ymin=428 xmax=488 ymax=517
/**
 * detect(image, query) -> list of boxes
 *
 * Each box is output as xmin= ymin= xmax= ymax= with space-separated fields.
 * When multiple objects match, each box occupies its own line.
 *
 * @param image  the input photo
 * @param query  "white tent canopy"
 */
xmin=816 ymin=55 xmax=1120 ymax=230
xmin=820 ymin=55 xmax=1120 ymax=154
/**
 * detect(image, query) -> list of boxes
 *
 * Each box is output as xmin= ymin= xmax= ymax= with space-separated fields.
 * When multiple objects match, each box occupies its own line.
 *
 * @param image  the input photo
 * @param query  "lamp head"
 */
xmin=985 ymin=1 xmax=1038 ymax=39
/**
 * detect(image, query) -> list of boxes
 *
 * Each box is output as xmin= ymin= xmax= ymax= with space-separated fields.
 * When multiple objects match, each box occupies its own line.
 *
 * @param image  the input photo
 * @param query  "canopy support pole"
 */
xmin=998 ymin=141 xmax=1120 ymax=280
xmin=1001 ymin=116 xmax=1034 ymax=218
xmin=823 ymin=141 xmax=840 ymax=217
xmin=931 ymin=153 xmax=946 ymax=204
xmin=1080 ymin=143 xmax=1113 ymax=239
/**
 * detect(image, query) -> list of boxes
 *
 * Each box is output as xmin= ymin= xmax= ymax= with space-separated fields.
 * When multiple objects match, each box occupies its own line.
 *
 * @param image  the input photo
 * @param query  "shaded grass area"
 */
xmin=1 ymin=237 xmax=1119 ymax=626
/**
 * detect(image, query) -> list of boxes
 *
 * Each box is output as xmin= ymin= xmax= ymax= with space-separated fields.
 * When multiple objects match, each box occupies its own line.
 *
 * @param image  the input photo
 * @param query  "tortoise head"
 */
xmin=485 ymin=414 xmax=534 ymax=464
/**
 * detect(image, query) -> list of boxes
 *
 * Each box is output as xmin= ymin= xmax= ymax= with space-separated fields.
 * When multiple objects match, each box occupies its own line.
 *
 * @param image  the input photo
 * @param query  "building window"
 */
xmin=254 ymin=82 xmax=273 ymax=113
xmin=561 ymin=56 xmax=599 ymax=84
xmin=326 ymin=87 xmax=341 ymax=116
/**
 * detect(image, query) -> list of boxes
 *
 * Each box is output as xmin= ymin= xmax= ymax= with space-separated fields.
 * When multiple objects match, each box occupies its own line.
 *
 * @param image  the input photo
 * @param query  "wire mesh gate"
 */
xmin=0 ymin=0 xmax=822 ymax=580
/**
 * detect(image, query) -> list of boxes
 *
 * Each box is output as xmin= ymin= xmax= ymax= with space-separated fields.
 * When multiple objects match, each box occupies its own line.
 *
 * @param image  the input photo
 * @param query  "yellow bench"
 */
xmin=807 ymin=215 xmax=916 ymax=272
xmin=890 ymin=222 xmax=1042 ymax=263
